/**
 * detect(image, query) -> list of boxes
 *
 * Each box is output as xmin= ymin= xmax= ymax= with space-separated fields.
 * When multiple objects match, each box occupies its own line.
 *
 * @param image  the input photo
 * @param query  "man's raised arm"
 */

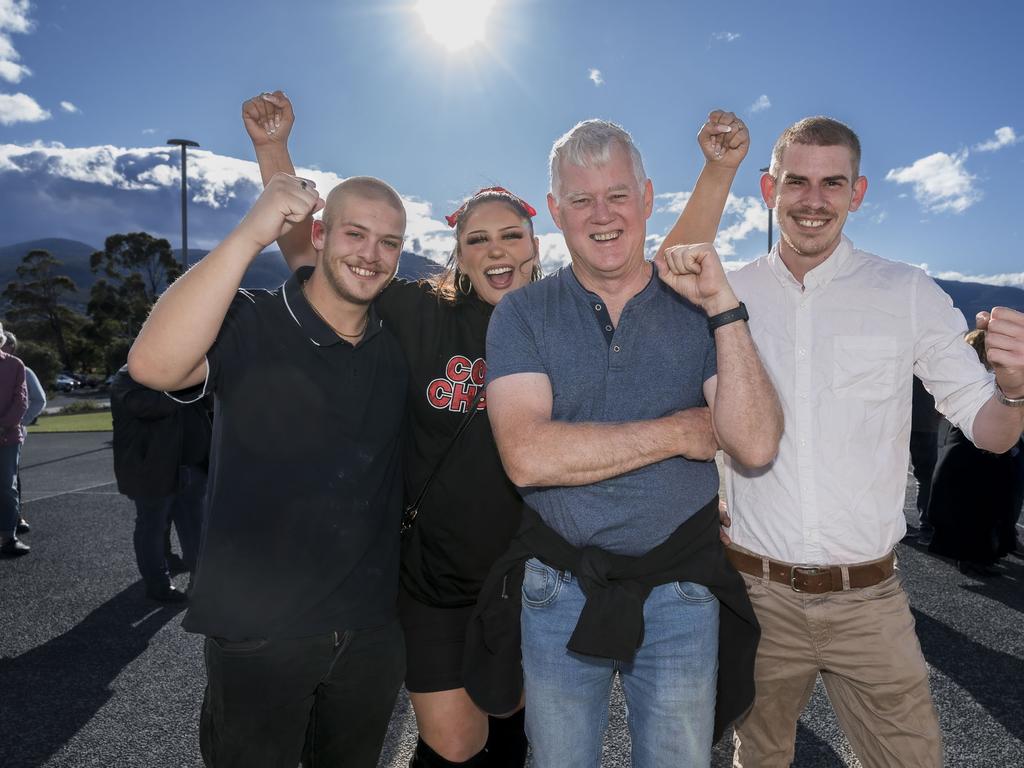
xmin=656 ymin=110 xmax=748 ymax=257
xmin=242 ymin=90 xmax=318 ymax=270
xmin=128 ymin=173 xmax=323 ymax=392
xmin=656 ymin=243 xmax=783 ymax=468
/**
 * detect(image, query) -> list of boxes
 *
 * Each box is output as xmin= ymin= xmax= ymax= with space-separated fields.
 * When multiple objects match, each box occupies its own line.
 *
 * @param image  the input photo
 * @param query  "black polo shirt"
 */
xmin=177 ymin=266 xmax=407 ymax=640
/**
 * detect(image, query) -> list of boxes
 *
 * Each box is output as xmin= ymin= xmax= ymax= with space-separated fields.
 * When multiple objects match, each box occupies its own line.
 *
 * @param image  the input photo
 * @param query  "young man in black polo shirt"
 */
xmin=129 ymin=172 xmax=409 ymax=768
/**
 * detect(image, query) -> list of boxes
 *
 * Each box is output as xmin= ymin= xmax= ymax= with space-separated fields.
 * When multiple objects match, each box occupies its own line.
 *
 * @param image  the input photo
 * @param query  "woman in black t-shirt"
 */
xmin=244 ymin=92 xmax=537 ymax=767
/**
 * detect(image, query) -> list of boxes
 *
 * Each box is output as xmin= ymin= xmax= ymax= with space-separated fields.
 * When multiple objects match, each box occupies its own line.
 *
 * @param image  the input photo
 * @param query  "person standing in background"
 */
xmin=0 ymin=322 xmax=29 ymax=557
xmin=111 ymin=366 xmax=210 ymax=602
xmin=1 ymin=331 xmax=46 ymax=536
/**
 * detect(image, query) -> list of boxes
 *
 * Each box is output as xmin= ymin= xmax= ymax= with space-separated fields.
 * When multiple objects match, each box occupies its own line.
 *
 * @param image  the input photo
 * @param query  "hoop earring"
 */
xmin=456 ymin=270 xmax=473 ymax=296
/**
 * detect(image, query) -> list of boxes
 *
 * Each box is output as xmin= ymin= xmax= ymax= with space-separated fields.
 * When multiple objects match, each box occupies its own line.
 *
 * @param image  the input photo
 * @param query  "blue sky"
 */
xmin=1 ymin=0 xmax=1022 ymax=284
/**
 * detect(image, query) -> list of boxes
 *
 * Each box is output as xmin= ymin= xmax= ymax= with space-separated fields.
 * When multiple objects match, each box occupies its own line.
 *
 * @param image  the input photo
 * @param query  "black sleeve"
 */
xmin=167 ymin=290 xmax=261 ymax=404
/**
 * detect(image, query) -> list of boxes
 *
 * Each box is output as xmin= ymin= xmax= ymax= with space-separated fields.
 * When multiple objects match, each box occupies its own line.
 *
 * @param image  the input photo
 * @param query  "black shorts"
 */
xmin=398 ymin=586 xmax=476 ymax=694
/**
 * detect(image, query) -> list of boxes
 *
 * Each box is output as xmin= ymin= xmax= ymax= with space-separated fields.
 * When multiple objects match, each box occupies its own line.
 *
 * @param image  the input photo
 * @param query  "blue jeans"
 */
xmin=133 ymin=464 xmax=206 ymax=591
xmin=521 ymin=557 xmax=719 ymax=768
xmin=0 ymin=442 xmax=21 ymax=537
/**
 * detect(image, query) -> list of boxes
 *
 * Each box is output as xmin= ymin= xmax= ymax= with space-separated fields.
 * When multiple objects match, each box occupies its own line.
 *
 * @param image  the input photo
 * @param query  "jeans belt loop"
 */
xmin=841 ymin=565 xmax=851 ymax=590
xmin=761 ymin=555 xmax=770 ymax=583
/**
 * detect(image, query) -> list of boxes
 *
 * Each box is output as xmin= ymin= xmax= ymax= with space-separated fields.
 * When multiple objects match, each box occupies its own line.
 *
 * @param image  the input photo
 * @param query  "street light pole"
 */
xmin=167 ymin=139 xmax=200 ymax=268
xmin=759 ymin=166 xmax=773 ymax=252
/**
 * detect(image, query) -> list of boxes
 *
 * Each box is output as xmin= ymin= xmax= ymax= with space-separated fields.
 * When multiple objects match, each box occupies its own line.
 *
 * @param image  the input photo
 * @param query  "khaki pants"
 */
xmin=732 ymin=570 xmax=942 ymax=768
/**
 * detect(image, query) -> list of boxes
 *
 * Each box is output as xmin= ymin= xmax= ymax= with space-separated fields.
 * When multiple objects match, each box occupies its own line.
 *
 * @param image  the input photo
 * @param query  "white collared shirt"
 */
xmin=725 ymin=236 xmax=995 ymax=564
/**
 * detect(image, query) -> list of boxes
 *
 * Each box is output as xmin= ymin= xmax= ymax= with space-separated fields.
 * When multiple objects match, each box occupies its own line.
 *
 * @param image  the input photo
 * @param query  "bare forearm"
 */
xmin=657 ymin=163 xmax=737 ymax=257
xmin=129 ymin=229 xmax=259 ymax=391
xmin=970 ymin=395 xmax=1024 ymax=453
xmin=254 ymin=144 xmax=315 ymax=269
xmin=501 ymin=409 xmax=714 ymax=488
xmin=711 ymin=319 xmax=782 ymax=467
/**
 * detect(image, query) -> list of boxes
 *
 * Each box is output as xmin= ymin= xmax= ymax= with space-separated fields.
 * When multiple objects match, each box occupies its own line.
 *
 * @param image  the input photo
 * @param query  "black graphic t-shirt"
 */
xmin=377 ymin=279 xmax=522 ymax=608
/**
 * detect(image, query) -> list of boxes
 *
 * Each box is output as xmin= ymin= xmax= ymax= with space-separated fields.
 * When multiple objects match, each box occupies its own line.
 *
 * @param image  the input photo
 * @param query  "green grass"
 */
xmin=29 ymin=411 xmax=113 ymax=433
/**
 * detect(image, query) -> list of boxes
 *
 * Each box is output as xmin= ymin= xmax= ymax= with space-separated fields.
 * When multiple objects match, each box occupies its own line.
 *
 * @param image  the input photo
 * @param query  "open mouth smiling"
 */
xmin=347 ymin=265 xmax=379 ymax=279
xmin=484 ymin=264 xmax=515 ymax=289
xmin=590 ymin=230 xmax=621 ymax=242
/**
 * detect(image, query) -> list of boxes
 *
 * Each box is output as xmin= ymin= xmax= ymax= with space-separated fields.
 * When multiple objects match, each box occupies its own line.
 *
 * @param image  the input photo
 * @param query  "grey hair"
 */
xmin=549 ymin=119 xmax=647 ymax=199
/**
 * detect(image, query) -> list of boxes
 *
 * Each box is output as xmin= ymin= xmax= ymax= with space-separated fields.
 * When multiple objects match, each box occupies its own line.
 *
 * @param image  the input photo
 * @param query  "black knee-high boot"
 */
xmin=484 ymin=710 xmax=528 ymax=768
xmin=408 ymin=736 xmax=490 ymax=768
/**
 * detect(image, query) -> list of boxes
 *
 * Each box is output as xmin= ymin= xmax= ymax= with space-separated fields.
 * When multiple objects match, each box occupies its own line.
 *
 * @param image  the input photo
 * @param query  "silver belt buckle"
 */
xmin=790 ymin=565 xmax=822 ymax=592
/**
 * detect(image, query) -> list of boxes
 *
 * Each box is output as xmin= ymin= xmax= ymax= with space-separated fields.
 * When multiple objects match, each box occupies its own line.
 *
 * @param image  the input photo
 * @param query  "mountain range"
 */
xmin=1 ymin=238 xmax=1022 ymax=325
xmin=0 ymin=238 xmax=444 ymax=305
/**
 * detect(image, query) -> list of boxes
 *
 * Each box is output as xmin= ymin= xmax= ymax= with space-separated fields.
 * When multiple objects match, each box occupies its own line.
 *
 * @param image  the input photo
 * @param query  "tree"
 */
xmin=86 ymin=233 xmax=182 ymax=357
xmin=2 ymin=249 xmax=84 ymax=371
xmin=90 ymin=232 xmax=181 ymax=307
xmin=15 ymin=340 xmax=61 ymax=392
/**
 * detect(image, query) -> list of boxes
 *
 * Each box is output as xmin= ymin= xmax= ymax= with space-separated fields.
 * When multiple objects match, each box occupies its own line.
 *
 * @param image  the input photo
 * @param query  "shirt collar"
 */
xmin=561 ymin=262 xmax=659 ymax=307
xmin=281 ymin=265 xmax=383 ymax=348
xmin=767 ymin=234 xmax=853 ymax=292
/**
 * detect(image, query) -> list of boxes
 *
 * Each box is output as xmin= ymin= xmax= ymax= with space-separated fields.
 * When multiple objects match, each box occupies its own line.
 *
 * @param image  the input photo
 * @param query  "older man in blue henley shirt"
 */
xmin=485 ymin=118 xmax=783 ymax=768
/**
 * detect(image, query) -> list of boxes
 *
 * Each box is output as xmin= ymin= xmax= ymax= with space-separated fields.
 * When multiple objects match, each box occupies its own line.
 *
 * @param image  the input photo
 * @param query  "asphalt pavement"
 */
xmin=1 ymin=432 xmax=1022 ymax=767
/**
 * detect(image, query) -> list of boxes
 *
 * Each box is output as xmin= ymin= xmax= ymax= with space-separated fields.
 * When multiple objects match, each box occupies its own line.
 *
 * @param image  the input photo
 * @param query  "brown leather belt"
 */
xmin=726 ymin=547 xmax=895 ymax=594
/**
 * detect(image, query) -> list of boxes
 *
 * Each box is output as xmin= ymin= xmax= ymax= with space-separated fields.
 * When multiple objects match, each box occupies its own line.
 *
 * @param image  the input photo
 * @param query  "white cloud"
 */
xmin=655 ymin=191 xmax=768 ymax=257
xmin=537 ymin=232 xmax=570 ymax=273
xmin=141 ymin=128 xmax=156 ymax=135
xmin=654 ymin=191 xmax=691 ymax=214
xmin=973 ymin=126 xmax=1020 ymax=153
xmin=588 ymin=68 xmax=603 ymax=86
xmin=749 ymin=94 xmax=771 ymax=113
xmin=0 ymin=142 xmax=455 ymax=254
xmin=711 ymin=32 xmax=740 ymax=43
xmin=0 ymin=91 xmax=48 ymax=124
xmin=924 ymin=268 xmax=1024 ymax=289
xmin=0 ymin=1 xmax=32 ymax=33
xmin=0 ymin=0 xmax=33 ymax=85
xmin=0 ymin=58 xmax=27 ymax=82
xmin=885 ymin=149 xmax=980 ymax=214
xmin=59 ymin=100 xmax=78 ymax=113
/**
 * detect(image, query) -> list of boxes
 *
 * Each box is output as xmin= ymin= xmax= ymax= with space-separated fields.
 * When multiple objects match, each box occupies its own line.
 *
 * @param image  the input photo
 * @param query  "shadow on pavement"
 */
xmin=0 ymin=581 xmax=185 ymax=768
xmin=961 ymin=555 xmax=1024 ymax=614
xmin=913 ymin=608 xmax=1024 ymax=743
xmin=20 ymin=442 xmax=113 ymax=471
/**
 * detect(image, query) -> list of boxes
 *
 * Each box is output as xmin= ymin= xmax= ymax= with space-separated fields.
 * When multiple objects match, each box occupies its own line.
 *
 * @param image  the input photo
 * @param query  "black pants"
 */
xmin=200 ymin=619 xmax=405 ymax=768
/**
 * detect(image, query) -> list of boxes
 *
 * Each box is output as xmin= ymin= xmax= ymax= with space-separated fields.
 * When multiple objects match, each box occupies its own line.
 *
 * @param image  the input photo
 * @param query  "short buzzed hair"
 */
xmin=322 ymin=176 xmax=406 ymax=231
xmin=549 ymin=119 xmax=647 ymax=199
xmin=770 ymin=116 xmax=862 ymax=179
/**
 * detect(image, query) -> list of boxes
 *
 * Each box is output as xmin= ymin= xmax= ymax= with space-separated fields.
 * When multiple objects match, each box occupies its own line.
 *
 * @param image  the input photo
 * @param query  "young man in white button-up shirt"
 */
xmin=695 ymin=117 xmax=1024 ymax=767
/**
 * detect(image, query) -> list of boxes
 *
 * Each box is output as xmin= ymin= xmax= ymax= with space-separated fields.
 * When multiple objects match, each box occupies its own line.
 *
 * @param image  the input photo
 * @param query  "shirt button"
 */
xmin=605 ymin=324 xmax=613 ymax=332
xmin=612 ymin=345 xmax=621 ymax=353
xmin=798 ymin=348 xmax=806 ymax=357
xmin=595 ymin=304 xmax=602 ymax=311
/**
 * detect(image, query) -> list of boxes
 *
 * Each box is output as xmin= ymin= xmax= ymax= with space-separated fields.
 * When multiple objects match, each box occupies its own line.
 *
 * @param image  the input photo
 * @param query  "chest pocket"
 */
xmin=832 ymin=335 xmax=900 ymax=401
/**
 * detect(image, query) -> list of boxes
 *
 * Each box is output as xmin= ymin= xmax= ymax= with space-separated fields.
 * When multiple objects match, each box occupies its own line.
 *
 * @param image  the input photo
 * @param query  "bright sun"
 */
xmin=416 ymin=0 xmax=497 ymax=52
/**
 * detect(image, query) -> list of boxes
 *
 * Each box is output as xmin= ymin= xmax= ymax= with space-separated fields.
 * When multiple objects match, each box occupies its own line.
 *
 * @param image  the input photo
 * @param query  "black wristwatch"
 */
xmin=707 ymin=302 xmax=749 ymax=332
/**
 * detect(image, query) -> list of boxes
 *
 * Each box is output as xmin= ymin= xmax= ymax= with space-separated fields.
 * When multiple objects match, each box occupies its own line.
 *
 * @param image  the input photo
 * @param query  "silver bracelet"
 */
xmin=995 ymin=385 xmax=1024 ymax=408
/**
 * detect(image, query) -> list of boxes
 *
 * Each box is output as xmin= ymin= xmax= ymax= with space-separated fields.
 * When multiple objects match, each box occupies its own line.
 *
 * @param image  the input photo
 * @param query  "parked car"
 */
xmin=72 ymin=372 xmax=100 ymax=388
xmin=54 ymin=373 xmax=79 ymax=392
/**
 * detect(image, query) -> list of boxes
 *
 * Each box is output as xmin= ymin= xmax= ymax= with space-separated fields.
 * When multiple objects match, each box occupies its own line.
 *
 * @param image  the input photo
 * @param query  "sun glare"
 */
xmin=416 ymin=0 xmax=497 ymax=52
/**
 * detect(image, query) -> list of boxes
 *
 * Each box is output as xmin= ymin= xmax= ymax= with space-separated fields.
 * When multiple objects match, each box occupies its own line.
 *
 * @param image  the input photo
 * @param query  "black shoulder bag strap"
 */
xmin=401 ymin=385 xmax=486 ymax=533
